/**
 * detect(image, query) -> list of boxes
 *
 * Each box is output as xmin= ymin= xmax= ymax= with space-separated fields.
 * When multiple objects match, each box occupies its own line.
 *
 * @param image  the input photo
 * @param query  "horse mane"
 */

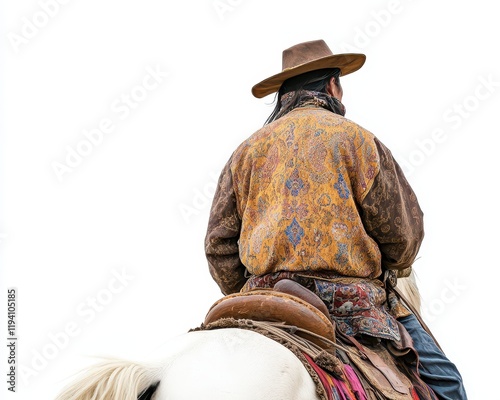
xmin=397 ymin=270 xmax=422 ymax=314
xmin=55 ymin=359 xmax=161 ymax=400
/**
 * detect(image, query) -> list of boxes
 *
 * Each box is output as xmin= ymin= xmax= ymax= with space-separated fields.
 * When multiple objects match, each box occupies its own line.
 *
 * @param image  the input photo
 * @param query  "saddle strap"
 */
xmin=343 ymin=334 xmax=409 ymax=395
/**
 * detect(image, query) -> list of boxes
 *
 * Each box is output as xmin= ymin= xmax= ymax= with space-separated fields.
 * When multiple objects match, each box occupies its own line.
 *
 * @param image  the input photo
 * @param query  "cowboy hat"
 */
xmin=251 ymin=39 xmax=366 ymax=98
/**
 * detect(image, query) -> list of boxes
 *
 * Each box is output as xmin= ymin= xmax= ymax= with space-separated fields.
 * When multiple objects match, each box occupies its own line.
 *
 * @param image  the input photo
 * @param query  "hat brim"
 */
xmin=251 ymin=53 xmax=366 ymax=98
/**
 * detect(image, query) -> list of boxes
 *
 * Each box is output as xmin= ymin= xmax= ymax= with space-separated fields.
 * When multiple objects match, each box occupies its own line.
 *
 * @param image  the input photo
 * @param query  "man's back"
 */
xmin=230 ymin=106 xmax=382 ymax=278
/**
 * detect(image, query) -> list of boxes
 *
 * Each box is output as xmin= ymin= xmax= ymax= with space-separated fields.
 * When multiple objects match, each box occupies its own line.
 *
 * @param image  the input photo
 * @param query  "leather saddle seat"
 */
xmin=204 ymin=279 xmax=335 ymax=350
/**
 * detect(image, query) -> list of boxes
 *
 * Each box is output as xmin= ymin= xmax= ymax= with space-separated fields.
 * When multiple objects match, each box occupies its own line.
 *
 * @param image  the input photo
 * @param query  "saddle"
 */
xmin=203 ymin=279 xmax=435 ymax=400
xmin=204 ymin=279 xmax=336 ymax=350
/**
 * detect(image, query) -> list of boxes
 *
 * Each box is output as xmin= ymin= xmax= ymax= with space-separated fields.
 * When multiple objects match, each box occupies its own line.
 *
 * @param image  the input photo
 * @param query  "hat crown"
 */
xmin=282 ymin=40 xmax=333 ymax=71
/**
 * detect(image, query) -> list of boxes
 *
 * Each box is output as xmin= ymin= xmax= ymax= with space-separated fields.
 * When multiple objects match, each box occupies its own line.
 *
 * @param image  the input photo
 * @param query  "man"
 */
xmin=205 ymin=39 xmax=466 ymax=400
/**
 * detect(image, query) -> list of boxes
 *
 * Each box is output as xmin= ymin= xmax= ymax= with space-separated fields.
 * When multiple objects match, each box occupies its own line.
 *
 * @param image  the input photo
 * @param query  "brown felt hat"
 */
xmin=252 ymin=39 xmax=366 ymax=98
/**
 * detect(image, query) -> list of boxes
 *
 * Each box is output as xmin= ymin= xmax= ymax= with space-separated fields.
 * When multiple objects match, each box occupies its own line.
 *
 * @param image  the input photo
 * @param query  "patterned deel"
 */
xmin=205 ymin=105 xmax=424 ymax=296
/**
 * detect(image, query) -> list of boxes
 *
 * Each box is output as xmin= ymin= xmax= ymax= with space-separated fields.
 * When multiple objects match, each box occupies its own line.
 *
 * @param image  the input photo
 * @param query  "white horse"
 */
xmin=55 ymin=275 xmax=421 ymax=400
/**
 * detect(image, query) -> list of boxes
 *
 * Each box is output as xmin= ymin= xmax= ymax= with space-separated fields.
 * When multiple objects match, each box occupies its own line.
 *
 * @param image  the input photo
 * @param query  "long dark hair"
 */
xmin=264 ymin=68 xmax=342 ymax=125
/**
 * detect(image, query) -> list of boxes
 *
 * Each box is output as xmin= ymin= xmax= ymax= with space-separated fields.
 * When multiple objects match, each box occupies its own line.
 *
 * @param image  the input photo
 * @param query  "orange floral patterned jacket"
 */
xmin=205 ymin=106 xmax=423 ymax=299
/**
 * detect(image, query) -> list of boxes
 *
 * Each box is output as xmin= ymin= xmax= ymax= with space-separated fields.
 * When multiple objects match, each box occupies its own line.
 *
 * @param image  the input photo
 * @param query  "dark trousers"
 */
xmin=399 ymin=314 xmax=468 ymax=400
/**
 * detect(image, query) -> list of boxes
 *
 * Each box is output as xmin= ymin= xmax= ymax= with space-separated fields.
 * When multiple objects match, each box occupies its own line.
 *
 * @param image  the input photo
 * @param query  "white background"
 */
xmin=1 ymin=0 xmax=498 ymax=399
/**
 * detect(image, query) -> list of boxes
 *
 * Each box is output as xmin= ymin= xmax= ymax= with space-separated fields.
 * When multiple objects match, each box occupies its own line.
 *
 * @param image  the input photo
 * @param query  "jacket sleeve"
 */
xmin=204 ymin=159 xmax=247 ymax=295
xmin=360 ymin=138 xmax=424 ymax=277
